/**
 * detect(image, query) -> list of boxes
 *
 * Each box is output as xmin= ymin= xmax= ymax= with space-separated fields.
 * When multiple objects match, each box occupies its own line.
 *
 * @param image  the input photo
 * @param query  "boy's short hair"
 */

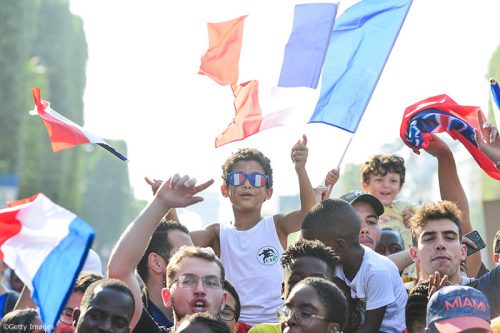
xmin=360 ymin=153 xmax=406 ymax=187
xmin=295 ymin=277 xmax=348 ymax=330
xmin=176 ymin=313 xmax=231 ymax=333
xmin=166 ymin=246 xmax=225 ymax=288
xmin=494 ymin=229 xmax=500 ymax=256
xmin=409 ymin=201 xmax=463 ymax=246
xmin=221 ymin=148 xmax=273 ymax=188
xmin=281 ymin=239 xmax=339 ymax=274
xmin=137 ymin=219 xmax=190 ymax=282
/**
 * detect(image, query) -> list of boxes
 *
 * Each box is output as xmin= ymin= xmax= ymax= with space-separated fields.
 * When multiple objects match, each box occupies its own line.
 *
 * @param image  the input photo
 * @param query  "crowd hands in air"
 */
xmin=1 ymin=120 xmax=500 ymax=333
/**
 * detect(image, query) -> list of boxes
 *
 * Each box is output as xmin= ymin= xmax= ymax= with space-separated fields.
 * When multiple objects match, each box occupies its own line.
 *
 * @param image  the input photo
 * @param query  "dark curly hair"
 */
xmin=221 ymin=148 xmax=273 ymax=188
xmin=281 ymin=239 xmax=339 ymax=273
xmin=494 ymin=229 xmax=500 ymax=257
xmin=409 ymin=200 xmax=463 ymax=246
xmin=360 ymin=153 xmax=406 ymax=187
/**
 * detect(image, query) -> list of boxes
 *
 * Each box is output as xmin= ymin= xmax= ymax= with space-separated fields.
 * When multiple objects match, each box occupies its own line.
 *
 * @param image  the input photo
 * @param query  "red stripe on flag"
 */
xmin=32 ymin=88 xmax=90 ymax=152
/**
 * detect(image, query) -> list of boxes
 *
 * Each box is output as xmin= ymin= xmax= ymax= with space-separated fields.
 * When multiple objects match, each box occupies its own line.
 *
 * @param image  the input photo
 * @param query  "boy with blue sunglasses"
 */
xmin=188 ymin=135 xmax=316 ymax=331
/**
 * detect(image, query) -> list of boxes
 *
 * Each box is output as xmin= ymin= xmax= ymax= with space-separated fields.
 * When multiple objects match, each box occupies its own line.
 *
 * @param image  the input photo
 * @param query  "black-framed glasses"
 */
xmin=277 ymin=305 xmax=327 ymax=326
xmin=172 ymin=273 xmax=222 ymax=289
xmin=219 ymin=306 xmax=236 ymax=321
xmin=227 ymin=172 xmax=269 ymax=188
xmin=58 ymin=307 xmax=74 ymax=325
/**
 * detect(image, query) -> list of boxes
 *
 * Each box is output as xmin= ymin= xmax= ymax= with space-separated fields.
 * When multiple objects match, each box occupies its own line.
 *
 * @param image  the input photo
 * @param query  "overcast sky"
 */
xmin=69 ymin=0 xmax=500 ymax=201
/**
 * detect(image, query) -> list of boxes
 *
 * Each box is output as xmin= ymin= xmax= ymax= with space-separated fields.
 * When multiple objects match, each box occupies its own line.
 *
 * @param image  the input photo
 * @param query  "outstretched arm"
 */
xmin=422 ymin=134 xmax=480 ymax=277
xmin=275 ymin=135 xmax=316 ymax=239
xmin=107 ymin=175 xmax=213 ymax=328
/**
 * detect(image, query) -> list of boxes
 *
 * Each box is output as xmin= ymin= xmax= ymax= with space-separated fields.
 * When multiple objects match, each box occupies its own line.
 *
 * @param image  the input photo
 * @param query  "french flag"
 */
xmin=0 ymin=193 xmax=95 ymax=329
xmin=199 ymin=0 xmax=412 ymax=147
xmin=31 ymin=88 xmax=127 ymax=161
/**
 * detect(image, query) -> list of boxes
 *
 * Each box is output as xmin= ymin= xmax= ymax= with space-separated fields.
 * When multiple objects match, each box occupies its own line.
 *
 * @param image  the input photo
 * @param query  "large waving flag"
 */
xmin=0 ymin=193 xmax=95 ymax=329
xmin=31 ymin=88 xmax=127 ymax=161
xmin=309 ymin=0 xmax=412 ymax=132
xmin=200 ymin=3 xmax=338 ymax=147
xmin=400 ymin=94 xmax=500 ymax=180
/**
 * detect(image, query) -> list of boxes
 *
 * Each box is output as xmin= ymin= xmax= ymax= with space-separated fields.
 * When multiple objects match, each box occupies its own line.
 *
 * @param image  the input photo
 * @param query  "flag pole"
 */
xmin=324 ymin=132 xmax=355 ymax=197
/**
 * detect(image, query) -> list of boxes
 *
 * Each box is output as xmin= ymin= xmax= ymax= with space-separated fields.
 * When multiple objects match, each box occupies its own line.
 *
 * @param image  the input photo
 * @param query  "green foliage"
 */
xmin=79 ymin=141 xmax=133 ymax=251
xmin=0 ymin=0 xmax=37 ymax=173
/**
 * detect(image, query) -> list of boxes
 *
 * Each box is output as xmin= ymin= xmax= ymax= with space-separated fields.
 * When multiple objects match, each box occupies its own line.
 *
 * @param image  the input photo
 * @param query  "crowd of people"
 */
xmin=0 ymin=117 xmax=499 ymax=333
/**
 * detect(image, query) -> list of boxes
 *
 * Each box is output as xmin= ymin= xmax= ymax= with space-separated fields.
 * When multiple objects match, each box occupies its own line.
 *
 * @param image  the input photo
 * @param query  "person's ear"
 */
xmin=220 ymin=290 xmax=227 ymax=312
xmin=494 ymin=253 xmax=499 ymax=263
xmin=72 ymin=308 xmax=81 ymax=327
xmin=361 ymin=181 xmax=369 ymax=192
xmin=333 ymin=238 xmax=346 ymax=253
xmin=161 ymin=288 xmax=173 ymax=308
xmin=265 ymin=187 xmax=273 ymax=200
xmin=327 ymin=322 xmax=341 ymax=333
xmin=221 ymin=185 xmax=229 ymax=197
xmin=409 ymin=246 xmax=420 ymax=263
xmin=460 ymin=242 xmax=467 ymax=261
xmin=149 ymin=253 xmax=166 ymax=274
xmin=412 ymin=319 xmax=425 ymax=333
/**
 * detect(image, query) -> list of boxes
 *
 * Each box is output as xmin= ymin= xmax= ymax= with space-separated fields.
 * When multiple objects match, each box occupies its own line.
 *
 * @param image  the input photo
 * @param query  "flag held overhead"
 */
xmin=309 ymin=0 xmax=413 ymax=133
xmin=400 ymin=94 xmax=500 ymax=180
xmin=31 ymin=88 xmax=127 ymax=161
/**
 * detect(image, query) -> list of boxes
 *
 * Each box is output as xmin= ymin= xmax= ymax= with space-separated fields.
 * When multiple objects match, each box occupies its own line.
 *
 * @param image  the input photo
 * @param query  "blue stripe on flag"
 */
xmin=491 ymin=80 xmax=500 ymax=111
xmin=308 ymin=0 xmax=412 ymax=133
xmin=32 ymin=217 xmax=95 ymax=331
xmin=277 ymin=3 xmax=338 ymax=89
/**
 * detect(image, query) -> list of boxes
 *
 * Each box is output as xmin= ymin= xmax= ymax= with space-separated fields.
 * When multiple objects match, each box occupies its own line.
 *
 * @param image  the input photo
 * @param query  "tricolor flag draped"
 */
xmin=199 ymin=0 xmax=412 ymax=147
xmin=400 ymin=94 xmax=500 ymax=180
xmin=0 ymin=193 xmax=95 ymax=329
xmin=31 ymin=88 xmax=127 ymax=161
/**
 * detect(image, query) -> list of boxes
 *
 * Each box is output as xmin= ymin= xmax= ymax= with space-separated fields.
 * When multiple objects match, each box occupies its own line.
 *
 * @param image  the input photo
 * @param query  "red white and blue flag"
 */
xmin=400 ymin=94 xmax=500 ymax=180
xmin=0 ymin=193 xmax=95 ymax=329
xmin=31 ymin=88 xmax=127 ymax=161
xmin=198 ymin=0 xmax=412 ymax=147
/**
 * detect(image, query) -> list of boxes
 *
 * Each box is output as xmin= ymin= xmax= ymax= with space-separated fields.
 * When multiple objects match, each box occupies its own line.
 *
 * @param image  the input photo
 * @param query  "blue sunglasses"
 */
xmin=227 ymin=172 xmax=269 ymax=188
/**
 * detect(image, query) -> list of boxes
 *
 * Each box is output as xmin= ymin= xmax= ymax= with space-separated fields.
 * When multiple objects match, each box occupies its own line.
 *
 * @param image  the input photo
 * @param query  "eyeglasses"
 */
xmin=277 ymin=305 xmax=328 ymax=326
xmin=227 ymin=172 xmax=269 ymax=188
xmin=219 ymin=306 xmax=237 ymax=321
xmin=58 ymin=307 xmax=74 ymax=325
xmin=172 ymin=273 xmax=222 ymax=289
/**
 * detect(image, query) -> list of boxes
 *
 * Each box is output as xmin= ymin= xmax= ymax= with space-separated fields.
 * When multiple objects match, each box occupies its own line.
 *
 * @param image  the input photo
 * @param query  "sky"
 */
xmin=68 ymin=0 xmax=500 ymax=203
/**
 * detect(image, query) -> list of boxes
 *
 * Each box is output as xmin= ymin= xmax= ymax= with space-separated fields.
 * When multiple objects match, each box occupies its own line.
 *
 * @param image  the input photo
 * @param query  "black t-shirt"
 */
xmin=466 ymin=265 xmax=500 ymax=318
xmin=133 ymin=307 xmax=171 ymax=333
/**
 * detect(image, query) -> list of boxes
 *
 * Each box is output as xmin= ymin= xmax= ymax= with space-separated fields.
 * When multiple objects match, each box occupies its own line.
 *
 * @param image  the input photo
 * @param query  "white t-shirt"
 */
xmin=220 ymin=216 xmax=285 ymax=325
xmin=335 ymin=246 xmax=408 ymax=333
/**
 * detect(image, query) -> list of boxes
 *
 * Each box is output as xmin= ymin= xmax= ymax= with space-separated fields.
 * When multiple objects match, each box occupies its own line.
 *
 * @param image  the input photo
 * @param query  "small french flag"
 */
xmin=31 ymin=88 xmax=127 ymax=161
xmin=0 ymin=193 xmax=95 ymax=329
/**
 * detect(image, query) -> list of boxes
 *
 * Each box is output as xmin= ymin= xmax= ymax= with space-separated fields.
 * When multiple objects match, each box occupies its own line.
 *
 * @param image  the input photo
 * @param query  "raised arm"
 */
xmin=107 ymin=175 xmax=213 ymax=328
xmin=475 ymin=109 xmax=500 ymax=165
xmin=275 ymin=135 xmax=316 ymax=239
xmin=422 ymin=134 xmax=480 ymax=277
